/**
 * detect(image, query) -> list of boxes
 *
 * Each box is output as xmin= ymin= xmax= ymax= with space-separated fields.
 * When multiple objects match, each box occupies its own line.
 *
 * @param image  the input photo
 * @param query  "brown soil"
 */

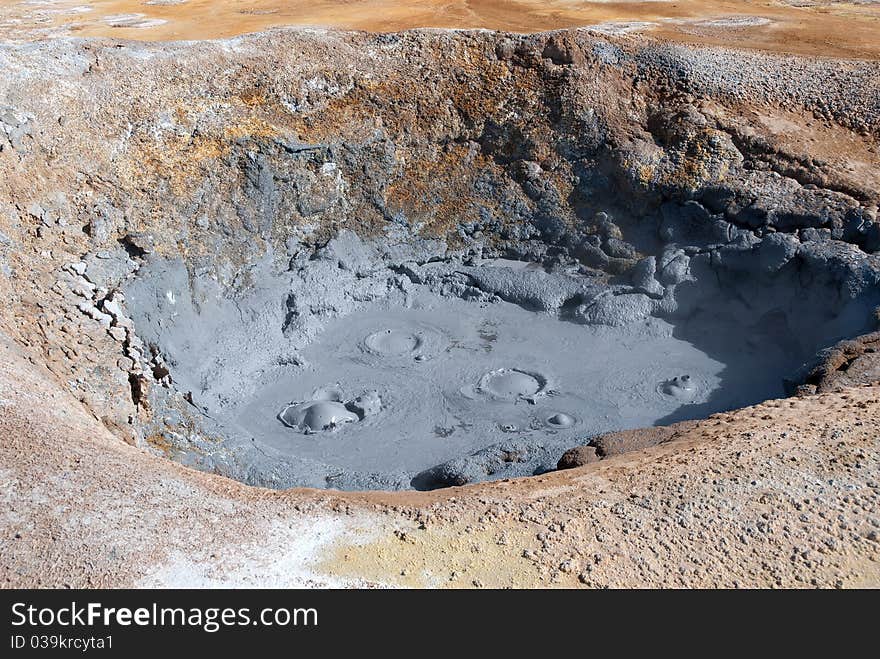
xmin=1 ymin=1 xmax=879 ymax=59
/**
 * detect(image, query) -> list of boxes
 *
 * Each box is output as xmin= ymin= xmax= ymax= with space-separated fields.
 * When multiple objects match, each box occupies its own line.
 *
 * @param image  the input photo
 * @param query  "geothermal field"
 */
xmin=0 ymin=1 xmax=879 ymax=589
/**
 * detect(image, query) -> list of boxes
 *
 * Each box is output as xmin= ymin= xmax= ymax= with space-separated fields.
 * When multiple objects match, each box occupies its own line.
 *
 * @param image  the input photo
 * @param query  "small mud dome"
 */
xmin=124 ymin=227 xmax=880 ymax=490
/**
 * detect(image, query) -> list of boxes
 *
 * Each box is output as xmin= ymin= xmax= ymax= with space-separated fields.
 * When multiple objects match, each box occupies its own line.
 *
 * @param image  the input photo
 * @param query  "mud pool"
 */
xmin=124 ymin=230 xmax=879 ymax=490
xmin=241 ymin=290 xmax=770 ymax=485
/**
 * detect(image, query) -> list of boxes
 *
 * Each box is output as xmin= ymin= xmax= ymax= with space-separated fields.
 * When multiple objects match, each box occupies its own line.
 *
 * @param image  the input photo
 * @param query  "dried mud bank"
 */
xmin=1 ymin=29 xmax=879 ymax=493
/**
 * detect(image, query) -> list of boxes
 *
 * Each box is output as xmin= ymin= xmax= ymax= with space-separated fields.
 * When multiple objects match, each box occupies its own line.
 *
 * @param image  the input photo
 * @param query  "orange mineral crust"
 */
xmin=0 ymin=1 xmax=878 ymax=59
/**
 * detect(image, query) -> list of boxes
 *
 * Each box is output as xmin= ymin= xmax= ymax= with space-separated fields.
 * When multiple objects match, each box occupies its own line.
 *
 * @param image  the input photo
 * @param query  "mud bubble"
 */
xmin=279 ymin=388 xmax=384 ymax=434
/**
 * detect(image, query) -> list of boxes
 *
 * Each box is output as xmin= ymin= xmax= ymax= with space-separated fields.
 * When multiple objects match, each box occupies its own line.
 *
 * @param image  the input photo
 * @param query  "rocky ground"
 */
xmin=0 ymin=22 xmax=878 ymax=586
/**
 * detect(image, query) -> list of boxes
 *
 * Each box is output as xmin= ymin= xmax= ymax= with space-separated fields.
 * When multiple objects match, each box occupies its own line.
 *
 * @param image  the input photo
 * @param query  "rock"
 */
xmin=83 ymin=248 xmax=138 ymax=289
xmin=603 ymin=237 xmax=638 ymax=260
xmin=800 ymin=227 xmax=832 ymax=243
xmin=660 ymin=201 xmax=715 ymax=244
xmin=542 ymin=33 xmax=583 ymax=66
xmin=575 ymin=290 xmax=655 ymax=326
xmin=411 ymin=438 xmax=554 ymax=490
xmin=592 ymin=421 xmax=700 ymax=457
xmin=26 ymin=202 xmax=46 ymax=222
xmin=66 ymin=262 xmax=87 ymax=276
xmin=316 ymin=230 xmax=380 ymax=276
xmin=592 ymin=41 xmax=623 ymax=66
xmin=630 ymin=257 xmax=664 ymax=296
xmin=0 ymin=106 xmax=34 ymax=150
xmin=69 ymin=276 xmax=96 ymax=299
xmin=755 ymin=232 xmax=800 ymax=273
xmin=520 ymin=160 xmax=543 ymax=180
xmin=86 ymin=200 xmax=123 ymax=245
xmin=557 ymin=445 xmax=599 ymax=469
xmin=461 ymin=262 xmax=598 ymax=313
xmin=718 ymin=171 xmax=860 ymax=232
xmin=101 ymin=294 xmax=134 ymax=332
xmin=792 ymin=331 xmax=880 ymax=393
xmin=594 ymin=212 xmax=623 ymax=240
xmin=121 ymin=232 xmax=156 ymax=255
xmin=576 ymin=240 xmax=634 ymax=275
xmin=577 ymin=240 xmax=609 ymax=269
xmin=658 ymin=249 xmax=691 ymax=286
xmin=77 ymin=301 xmax=113 ymax=329
xmin=495 ymin=39 xmax=516 ymax=60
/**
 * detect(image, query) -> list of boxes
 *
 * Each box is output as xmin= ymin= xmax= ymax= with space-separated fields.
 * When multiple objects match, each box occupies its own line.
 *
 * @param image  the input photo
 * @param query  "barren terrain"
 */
xmin=0 ymin=9 xmax=878 ymax=587
xmin=1 ymin=0 xmax=879 ymax=59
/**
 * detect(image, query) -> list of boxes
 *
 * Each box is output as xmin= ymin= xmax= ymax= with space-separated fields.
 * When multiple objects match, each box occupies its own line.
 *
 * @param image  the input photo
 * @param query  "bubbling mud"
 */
xmin=546 ymin=412 xmax=576 ymax=428
xmin=124 ymin=227 xmax=880 ymax=491
xmin=657 ymin=374 xmax=699 ymax=402
xmin=474 ymin=368 xmax=547 ymax=401
xmin=363 ymin=329 xmax=422 ymax=356
xmin=279 ymin=400 xmax=359 ymax=433
xmin=278 ymin=388 xmax=384 ymax=433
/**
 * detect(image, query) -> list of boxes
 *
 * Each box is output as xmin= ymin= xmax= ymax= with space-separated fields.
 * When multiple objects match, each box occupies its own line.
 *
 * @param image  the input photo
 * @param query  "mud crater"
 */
xmin=123 ymin=223 xmax=879 ymax=490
